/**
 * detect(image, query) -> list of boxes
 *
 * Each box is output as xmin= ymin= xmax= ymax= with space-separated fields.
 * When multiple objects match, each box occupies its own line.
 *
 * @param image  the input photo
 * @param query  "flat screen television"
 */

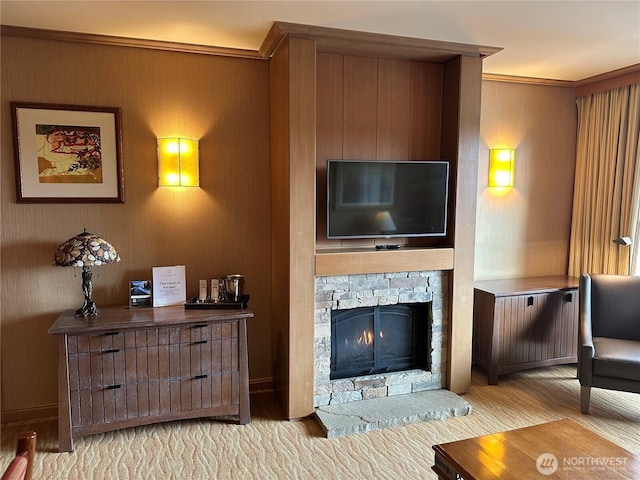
xmin=326 ymin=159 xmax=449 ymax=240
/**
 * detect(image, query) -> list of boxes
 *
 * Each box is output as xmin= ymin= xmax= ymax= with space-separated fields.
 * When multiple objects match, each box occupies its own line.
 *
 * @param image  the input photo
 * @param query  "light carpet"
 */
xmin=2 ymin=365 xmax=639 ymax=479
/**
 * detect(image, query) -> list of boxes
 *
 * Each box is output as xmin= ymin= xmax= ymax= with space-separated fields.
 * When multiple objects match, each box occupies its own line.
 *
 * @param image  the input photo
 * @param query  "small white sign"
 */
xmin=152 ymin=265 xmax=186 ymax=307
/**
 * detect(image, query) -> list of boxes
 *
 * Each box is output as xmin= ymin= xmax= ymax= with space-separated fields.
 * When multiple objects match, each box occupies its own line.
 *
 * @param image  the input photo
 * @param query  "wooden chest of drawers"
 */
xmin=49 ymin=306 xmax=253 ymax=452
xmin=473 ymin=276 xmax=579 ymax=385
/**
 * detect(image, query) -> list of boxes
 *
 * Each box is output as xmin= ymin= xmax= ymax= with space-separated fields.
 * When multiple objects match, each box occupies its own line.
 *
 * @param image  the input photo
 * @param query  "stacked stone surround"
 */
xmin=314 ymin=270 xmax=448 ymax=407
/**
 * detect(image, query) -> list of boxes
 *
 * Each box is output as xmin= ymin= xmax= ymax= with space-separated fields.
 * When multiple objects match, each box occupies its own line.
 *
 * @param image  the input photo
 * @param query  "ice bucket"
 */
xmin=223 ymin=275 xmax=244 ymax=302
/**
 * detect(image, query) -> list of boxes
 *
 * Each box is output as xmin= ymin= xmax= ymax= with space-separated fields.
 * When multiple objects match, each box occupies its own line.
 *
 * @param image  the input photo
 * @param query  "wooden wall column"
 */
xmin=269 ymin=36 xmax=317 ymax=419
xmin=442 ymin=55 xmax=483 ymax=393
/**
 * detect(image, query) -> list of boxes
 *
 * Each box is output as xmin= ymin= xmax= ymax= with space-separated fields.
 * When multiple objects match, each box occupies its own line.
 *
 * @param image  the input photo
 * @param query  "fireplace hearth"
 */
xmin=331 ymin=304 xmax=430 ymax=379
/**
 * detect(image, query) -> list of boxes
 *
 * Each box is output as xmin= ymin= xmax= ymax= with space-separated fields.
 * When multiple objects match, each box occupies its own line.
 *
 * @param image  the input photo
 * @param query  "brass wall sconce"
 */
xmin=157 ymin=137 xmax=199 ymax=187
xmin=488 ymin=148 xmax=515 ymax=187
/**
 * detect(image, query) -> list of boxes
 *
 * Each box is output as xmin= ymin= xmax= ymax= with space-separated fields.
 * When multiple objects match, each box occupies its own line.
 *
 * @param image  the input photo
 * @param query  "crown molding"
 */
xmin=4 ymin=24 xmax=636 ymax=93
xmin=261 ymin=21 xmax=503 ymax=62
xmin=481 ymin=73 xmax=574 ymax=87
xmin=575 ymin=63 xmax=640 ymax=97
xmin=484 ymin=63 xmax=640 ymax=93
xmin=0 ymin=25 xmax=264 ymax=60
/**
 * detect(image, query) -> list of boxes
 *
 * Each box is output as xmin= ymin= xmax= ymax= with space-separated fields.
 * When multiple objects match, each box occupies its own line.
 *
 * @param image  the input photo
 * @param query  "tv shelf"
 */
xmin=315 ymin=246 xmax=454 ymax=276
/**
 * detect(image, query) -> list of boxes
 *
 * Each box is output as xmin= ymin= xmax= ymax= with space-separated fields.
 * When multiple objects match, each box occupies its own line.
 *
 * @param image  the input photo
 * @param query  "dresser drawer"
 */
xmin=67 ymin=321 xmax=242 ymax=427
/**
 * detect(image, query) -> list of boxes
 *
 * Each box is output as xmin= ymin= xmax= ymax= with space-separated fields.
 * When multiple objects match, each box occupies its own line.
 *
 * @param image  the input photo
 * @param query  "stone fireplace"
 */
xmin=314 ymin=270 xmax=448 ymax=407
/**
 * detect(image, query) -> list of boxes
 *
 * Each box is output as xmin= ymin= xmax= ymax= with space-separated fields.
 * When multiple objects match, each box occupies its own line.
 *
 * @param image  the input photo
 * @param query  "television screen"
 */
xmin=327 ymin=160 xmax=449 ymax=239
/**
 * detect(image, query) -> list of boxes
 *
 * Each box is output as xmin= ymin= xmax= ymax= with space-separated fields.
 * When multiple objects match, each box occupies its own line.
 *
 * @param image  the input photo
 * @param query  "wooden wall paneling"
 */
xmin=269 ymin=38 xmax=292 ymax=415
xmin=376 ymin=59 xmax=411 ymax=160
xmin=270 ymin=36 xmax=317 ymax=419
xmin=409 ymin=62 xmax=444 ymax=160
xmin=442 ymin=55 xmax=483 ymax=394
xmin=343 ymin=55 xmax=378 ymax=160
xmin=406 ymin=61 xmax=446 ymax=249
xmin=316 ymin=53 xmax=344 ymax=249
xmin=287 ymin=37 xmax=317 ymax=419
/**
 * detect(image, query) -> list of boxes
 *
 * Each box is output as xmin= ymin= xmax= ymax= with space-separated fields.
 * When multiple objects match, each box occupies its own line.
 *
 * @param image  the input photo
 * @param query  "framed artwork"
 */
xmin=11 ymin=102 xmax=124 ymax=203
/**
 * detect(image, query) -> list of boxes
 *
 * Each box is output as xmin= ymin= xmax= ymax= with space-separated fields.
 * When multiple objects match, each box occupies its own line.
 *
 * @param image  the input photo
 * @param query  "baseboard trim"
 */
xmin=2 ymin=405 xmax=57 ymax=424
xmin=250 ymin=377 xmax=274 ymax=394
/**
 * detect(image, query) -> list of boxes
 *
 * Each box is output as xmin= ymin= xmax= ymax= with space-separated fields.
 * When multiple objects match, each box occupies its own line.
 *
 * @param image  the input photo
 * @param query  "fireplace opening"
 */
xmin=330 ymin=303 xmax=431 ymax=380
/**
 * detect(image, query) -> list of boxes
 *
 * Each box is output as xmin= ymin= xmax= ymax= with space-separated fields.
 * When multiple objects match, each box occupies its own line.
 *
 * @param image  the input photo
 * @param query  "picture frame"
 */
xmin=11 ymin=102 xmax=124 ymax=203
xmin=129 ymin=280 xmax=152 ymax=308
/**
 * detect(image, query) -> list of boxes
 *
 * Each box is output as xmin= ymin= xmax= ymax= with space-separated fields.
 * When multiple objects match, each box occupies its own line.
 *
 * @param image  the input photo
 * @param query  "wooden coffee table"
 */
xmin=432 ymin=418 xmax=640 ymax=479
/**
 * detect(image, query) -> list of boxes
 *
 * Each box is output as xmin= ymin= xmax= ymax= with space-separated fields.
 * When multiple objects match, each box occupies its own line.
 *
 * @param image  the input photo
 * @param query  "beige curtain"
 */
xmin=568 ymin=83 xmax=640 ymax=276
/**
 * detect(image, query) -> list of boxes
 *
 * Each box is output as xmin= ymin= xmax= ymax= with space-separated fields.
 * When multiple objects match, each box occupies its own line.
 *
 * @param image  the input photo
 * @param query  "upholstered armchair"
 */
xmin=578 ymin=273 xmax=640 ymax=414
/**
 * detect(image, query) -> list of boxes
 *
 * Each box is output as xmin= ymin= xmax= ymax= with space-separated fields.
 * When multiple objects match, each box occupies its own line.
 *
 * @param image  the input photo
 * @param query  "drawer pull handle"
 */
xmin=103 ymin=332 xmax=120 ymax=336
xmin=565 ymin=293 xmax=573 ymax=302
xmin=192 ymin=324 xmax=207 ymax=329
xmin=103 ymin=349 xmax=120 ymax=354
xmin=106 ymin=384 xmax=121 ymax=390
xmin=193 ymin=374 xmax=208 ymax=379
xmin=193 ymin=340 xmax=208 ymax=345
xmin=527 ymin=296 xmax=534 ymax=306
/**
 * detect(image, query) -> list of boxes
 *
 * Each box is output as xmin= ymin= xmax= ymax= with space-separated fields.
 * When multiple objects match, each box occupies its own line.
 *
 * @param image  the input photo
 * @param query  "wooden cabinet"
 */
xmin=473 ymin=276 xmax=579 ymax=384
xmin=49 ymin=306 xmax=253 ymax=452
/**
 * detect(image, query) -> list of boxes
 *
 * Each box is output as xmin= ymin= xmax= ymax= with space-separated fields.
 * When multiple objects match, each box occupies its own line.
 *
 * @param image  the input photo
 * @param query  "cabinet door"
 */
xmin=495 ymin=294 xmax=528 ymax=366
xmin=496 ymin=290 xmax=578 ymax=367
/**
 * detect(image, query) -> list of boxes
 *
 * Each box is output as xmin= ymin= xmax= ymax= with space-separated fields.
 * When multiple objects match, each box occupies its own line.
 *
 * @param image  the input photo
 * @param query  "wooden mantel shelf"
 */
xmin=315 ymin=247 xmax=454 ymax=276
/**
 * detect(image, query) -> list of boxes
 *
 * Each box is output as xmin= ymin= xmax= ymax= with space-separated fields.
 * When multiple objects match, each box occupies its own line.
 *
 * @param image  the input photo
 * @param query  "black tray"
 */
xmin=184 ymin=294 xmax=250 ymax=310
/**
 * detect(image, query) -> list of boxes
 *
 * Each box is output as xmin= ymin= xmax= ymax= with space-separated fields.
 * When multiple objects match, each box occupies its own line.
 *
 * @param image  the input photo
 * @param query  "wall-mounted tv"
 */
xmin=326 ymin=160 xmax=449 ymax=240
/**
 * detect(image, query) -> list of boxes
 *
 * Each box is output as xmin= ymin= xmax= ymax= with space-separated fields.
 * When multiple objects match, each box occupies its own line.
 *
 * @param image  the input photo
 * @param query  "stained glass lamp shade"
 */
xmin=54 ymin=230 xmax=120 ymax=317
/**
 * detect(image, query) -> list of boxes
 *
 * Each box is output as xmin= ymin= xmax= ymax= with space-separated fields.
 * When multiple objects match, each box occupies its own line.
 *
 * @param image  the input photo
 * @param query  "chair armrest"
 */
xmin=578 ymin=274 xmax=594 ymax=384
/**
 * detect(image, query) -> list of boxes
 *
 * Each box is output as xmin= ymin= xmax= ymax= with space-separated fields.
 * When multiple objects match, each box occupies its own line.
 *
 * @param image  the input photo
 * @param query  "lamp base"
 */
xmin=76 ymin=266 xmax=99 ymax=317
xmin=76 ymin=301 xmax=99 ymax=317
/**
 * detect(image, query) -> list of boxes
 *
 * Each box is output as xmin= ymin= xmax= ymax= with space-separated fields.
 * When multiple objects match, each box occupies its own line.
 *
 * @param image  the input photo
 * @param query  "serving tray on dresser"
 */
xmin=48 ymin=305 xmax=253 ymax=452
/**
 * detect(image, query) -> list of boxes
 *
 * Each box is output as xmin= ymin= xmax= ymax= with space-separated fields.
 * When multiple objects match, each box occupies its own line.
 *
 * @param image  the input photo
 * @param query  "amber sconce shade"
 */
xmin=158 ymin=137 xmax=199 ymax=187
xmin=488 ymin=148 xmax=515 ymax=187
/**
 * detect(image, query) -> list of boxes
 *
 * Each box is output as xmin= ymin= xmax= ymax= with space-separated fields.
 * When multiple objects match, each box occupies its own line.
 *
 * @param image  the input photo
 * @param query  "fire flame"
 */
xmin=357 ymin=330 xmax=374 ymax=345
xmin=343 ymin=329 xmax=384 ymax=346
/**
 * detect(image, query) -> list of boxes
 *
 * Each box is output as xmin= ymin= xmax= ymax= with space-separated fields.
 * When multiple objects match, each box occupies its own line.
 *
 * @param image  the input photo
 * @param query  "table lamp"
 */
xmin=54 ymin=229 xmax=120 ymax=317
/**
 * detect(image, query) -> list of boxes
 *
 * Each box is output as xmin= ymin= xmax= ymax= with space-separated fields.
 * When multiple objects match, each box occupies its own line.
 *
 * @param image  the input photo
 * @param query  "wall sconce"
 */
xmin=157 ymin=137 xmax=199 ymax=187
xmin=488 ymin=148 xmax=515 ymax=187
